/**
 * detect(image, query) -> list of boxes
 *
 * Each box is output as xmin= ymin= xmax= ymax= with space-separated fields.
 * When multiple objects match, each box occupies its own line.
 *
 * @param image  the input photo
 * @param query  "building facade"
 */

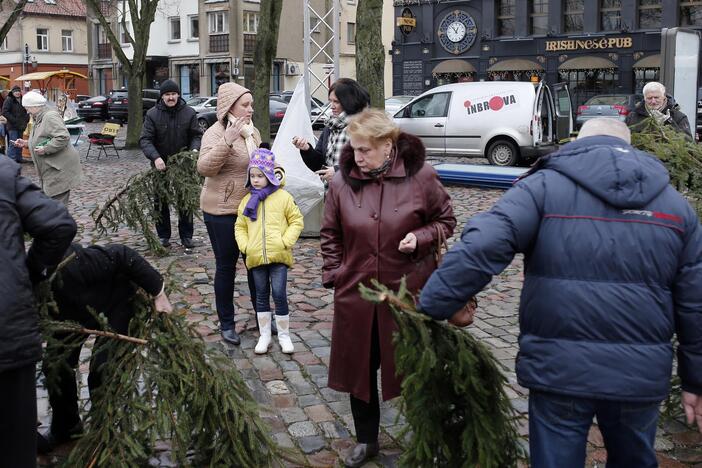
xmin=0 ymin=0 xmax=89 ymax=98
xmin=391 ymin=0 xmax=702 ymax=106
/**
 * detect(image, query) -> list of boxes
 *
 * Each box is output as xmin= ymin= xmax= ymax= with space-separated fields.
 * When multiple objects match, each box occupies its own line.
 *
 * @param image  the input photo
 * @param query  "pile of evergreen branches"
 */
xmin=92 ymin=150 xmax=202 ymax=255
xmin=630 ymin=118 xmax=702 ymax=216
xmin=37 ymin=286 xmax=293 ymax=467
xmin=360 ymin=279 xmax=524 ymax=468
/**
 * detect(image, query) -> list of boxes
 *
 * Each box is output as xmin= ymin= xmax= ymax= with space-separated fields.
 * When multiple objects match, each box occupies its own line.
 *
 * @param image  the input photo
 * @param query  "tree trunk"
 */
xmin=126 ymin=72 xmax=144 ymax=148
xmin=0 ymin=0 xmax=29 ymax=44
xmin=356 ymin=0 xmax=385 ymax=108
xmin=252 ymin=0 xmax=283 ymax=142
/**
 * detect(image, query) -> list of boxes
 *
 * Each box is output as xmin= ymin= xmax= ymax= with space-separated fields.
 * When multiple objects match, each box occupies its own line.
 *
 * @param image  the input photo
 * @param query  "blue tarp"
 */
xmin=434 ymin=163 xmax=529 ymax=189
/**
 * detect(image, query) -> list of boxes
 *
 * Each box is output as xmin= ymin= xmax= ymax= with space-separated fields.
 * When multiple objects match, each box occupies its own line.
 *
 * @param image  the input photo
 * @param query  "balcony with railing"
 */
xmin=243 ymin=33 xmax=256 ymax=56
xmin=209 ymin=34 xmax=229 ymax=53
xmin=97 ymin=43 xmax=112 ymax=59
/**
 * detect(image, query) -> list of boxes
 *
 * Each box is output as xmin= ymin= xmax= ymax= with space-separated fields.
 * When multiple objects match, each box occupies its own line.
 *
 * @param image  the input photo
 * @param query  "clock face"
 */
xmin=446 ymin=21 xmax=467 ymax=42
xmin=438 ymin=10 xmax=478 ymax=55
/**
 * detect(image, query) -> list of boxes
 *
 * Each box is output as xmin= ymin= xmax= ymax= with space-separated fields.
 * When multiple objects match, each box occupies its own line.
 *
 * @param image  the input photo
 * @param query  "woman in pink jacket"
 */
xmin=197 ymin=83 xmax=261 ymax=345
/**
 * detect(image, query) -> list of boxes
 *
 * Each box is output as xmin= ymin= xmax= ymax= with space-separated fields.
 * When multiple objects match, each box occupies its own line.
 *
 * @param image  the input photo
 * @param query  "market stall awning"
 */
xmin=633 ymin=54 xmax=660 ymax=69
xmin=558 ymin=56 xmax=617 ymax=70
xmin=432 ymin=59 xmax=476 ymax=74
xmin=14 ymin=69 xmax=88 ymax=81
xmin=487 ymin=59 xmax=544 ymax=72
xmin=0 ymin=76 xmax=10 ymax=86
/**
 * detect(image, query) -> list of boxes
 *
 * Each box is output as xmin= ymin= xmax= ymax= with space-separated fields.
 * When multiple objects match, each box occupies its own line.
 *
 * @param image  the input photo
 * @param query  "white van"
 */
xmin=392 ymin=81 xmax=573 ymax=166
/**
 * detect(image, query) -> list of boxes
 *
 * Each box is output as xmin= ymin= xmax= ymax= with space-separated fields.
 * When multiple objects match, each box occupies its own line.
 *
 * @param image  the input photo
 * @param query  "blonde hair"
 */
xmin=346 ymin=108 xmax=401 ymax=146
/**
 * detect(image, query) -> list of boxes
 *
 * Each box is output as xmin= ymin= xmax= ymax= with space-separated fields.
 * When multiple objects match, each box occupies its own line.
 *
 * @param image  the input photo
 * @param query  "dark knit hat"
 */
xmin=11 ymin=86 xmax=21 ymax=92
xmin=159 ymin=79 xmax=180 ymax=97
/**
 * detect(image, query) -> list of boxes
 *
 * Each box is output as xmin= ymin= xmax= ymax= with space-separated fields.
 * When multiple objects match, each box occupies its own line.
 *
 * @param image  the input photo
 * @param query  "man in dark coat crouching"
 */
xmin=0 ymin=157 xmax=77 ymax=467
xmin=38 ymin=243 xmax=173 ymax=453
xmin=420 ymin=118 xmax=702 ymax=467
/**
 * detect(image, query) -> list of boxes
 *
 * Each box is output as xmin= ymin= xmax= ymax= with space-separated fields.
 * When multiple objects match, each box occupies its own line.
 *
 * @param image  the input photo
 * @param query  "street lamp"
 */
xmin=22 ymin=43 xmax=37 ymax=79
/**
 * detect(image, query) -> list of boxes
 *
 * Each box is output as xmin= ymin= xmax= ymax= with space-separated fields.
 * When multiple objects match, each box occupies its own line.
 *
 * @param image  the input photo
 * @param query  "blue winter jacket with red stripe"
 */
xmin=419 ymin=135 xmax=702 ymax=402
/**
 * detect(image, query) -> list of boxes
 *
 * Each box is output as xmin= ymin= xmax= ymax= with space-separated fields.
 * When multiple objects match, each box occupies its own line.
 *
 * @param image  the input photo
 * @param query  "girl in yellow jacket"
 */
xmin=235 ymin=148 xmax=304 ymax=354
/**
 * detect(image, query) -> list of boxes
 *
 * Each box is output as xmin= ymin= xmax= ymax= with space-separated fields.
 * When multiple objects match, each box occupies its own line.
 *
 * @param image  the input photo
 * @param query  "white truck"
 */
xmin=392 ymin=81 xmax=573 ymax=166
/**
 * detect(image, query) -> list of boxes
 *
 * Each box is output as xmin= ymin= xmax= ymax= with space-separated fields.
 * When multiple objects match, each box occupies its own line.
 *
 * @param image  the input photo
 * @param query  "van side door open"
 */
xmin=552 ymin=83 xmax=574 ymax=141
xmin=394 ymin=92 xmax=450 ymax=154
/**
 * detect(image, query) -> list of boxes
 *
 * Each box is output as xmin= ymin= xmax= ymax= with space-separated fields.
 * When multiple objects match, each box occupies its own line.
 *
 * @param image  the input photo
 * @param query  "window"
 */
xmin=681 ymin=0 xmax=702 ymax=26
xmin=211 ymin=62 xmax=230 ymax=93
xmin=564 ymin=0 xmax=584 ymax=32
xmin=36 ymin=28 xmax=48 ymax=51
xmin=61 ymin=30 xmax=73 ymax=52
xmin=347 ymin=22 xmax=355 ymax=45
xmin=530 ymin=0 xmax=548 ymax=35
xmin=242 ymin=11 xmax=259 ymax=34
xmin=189 ymin=15 xmax=199 ymax=38
xmin=119 ymin=20 xmax=131 ymax=43
xmin=639 ymin=0 xmax=662 ymax=29
xmin=170 ymin=17 xmax=181 ymax=40
xmin=559 ymin=69 xmax=618 ymax=108
xmin=208 ymin=11 xmax=228 ymax=34
xmin=178 ymin=63 xmax=200 ymax=99
xmin=601 ymin=0 xmax=622 ymax=30
xmin=497 ymin=0 xmax=516 ymax=37
xmin=408 ymin=93 xmax=450 ymax=118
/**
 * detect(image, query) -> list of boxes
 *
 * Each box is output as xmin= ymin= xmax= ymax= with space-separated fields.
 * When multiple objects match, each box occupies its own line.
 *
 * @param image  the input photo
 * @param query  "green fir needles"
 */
xmin=92 ymin=150 xmax=203 ymax=255
xmin=359 ymin=279 xmax=524 ymax=468
xmin=630 ymin=118 xmax=702 ymax=216
xmin=39 ymin=290 xmax=293 ymax=467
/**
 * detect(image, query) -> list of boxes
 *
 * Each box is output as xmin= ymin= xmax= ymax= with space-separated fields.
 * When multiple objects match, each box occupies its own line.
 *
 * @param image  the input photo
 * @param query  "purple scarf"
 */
xmin=243 ymin=185 xmax=279 ymax=220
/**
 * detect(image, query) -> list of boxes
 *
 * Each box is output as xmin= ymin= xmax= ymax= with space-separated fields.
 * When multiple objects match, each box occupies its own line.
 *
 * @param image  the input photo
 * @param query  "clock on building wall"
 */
xmin=438 ymin=10 xmax=477 ymax=55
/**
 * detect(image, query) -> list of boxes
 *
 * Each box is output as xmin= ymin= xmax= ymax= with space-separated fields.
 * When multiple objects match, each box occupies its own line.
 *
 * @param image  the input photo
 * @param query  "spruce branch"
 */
xmin=360 ymin=278 xmax=525 ymax=467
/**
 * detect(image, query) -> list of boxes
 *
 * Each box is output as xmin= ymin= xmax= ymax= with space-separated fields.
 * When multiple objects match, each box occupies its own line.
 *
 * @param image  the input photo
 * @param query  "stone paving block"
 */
xmin=273 ymin=432 xmax=296 ymax=449
xmin=306 ymin=339 xmax=330 ymax=348
xmin=260 ymin=367 xmax=285 ymax=381
xmin=293 ymin=352 xmax=321 ymax=366
xmin=272 ymin=394 xmax=297 ymax=409
xmin=320 ymin=421 xmax=351 ymax=439
xmin=252 ymin=356 xmax=278 ymax=370
xmin=305 ymin=404 xmax=335 ymax=422
xmin=266 ymin=380 xmax=290 ymax=395
xmin=306 ymin=449 xmax=340 ymax=467
xmin=320 ymin=387 xmax=346 ymax=403
xmin=297 ymin=435 xmax=326 ymax=454
xmin=311 ymin=346 xmax=331 ymax=358
xmin=279 ymin=360 xmax=301 ymax=372
xmin=280 ymin=407 xmax=308 ymax=423
xmin=288 ymin=421 xmax=318 ymax=437
xmin=298 ymin=394 xmax=324 ymax=408
xmin=329 ymin=399 xmax=352 ymax=415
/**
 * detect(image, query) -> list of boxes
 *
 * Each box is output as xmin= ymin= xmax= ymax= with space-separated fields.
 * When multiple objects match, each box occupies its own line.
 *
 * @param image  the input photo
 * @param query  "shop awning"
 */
xmin=0 ymin=76 xmax=10 ymax=86
xmin=633 ymin=54 xmax=660 ymax=69
xmin=487 ymin=59 xmax=544 ymax=72
xmin=432 ymin=59 xmax=476 ymax=74
xmin=14 ymin=69 xmax=88 ymax=81
xmin=558 ymin=56 xmax=617 ymax=70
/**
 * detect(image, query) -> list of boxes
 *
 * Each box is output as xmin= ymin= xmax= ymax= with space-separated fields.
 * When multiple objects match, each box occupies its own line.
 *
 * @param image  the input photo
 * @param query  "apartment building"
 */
xmin=0 ymin=0 xmax=89 ymax=96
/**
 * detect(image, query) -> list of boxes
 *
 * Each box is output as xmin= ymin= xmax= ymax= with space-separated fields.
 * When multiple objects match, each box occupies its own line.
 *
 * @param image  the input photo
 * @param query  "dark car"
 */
xmin=107 ymin=88 xmax=161 ymax=122
xmin=197 ymin=98 xmax=287 ymax=138
xmin=575 ymin=94 xmax=642 ymax=129
xmin=270 ymin=91 xmax=329 ymax=129
xmin=76 ymin=95 xmax=109 ymax=122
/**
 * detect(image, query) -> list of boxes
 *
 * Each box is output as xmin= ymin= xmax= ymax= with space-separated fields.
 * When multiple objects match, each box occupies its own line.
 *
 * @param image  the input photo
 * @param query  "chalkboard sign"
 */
xmin=402 ymin=60 xmax=424 ymax=96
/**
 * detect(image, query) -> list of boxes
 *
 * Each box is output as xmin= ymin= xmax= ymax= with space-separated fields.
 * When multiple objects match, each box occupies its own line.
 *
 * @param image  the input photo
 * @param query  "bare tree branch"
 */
xmin=0 ymin=0 xmax=30 ymax=45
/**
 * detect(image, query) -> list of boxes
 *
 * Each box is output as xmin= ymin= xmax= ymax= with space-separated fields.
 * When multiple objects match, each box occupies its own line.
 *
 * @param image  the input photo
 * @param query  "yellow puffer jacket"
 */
xmin=235 ymin=189 xmax=304 ymax=269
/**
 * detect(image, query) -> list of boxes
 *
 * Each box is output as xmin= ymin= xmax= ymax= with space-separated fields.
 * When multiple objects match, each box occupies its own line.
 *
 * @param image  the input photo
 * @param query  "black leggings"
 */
xmin=349 ymin=314 xmax=381 ymax=444
xmin=0 ymin=364 xmax=37 ymax=468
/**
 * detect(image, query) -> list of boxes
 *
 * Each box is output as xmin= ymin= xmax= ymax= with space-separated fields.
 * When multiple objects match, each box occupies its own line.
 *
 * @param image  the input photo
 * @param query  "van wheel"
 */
xmin=487 ymin=140 xmax=519 ymax=166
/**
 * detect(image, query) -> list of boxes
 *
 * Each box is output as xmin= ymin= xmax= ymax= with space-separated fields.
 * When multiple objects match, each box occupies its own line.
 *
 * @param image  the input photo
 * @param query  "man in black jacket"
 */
xmin=38 ymin=243 xmax=173 ymax=453
xmin=2 ymin=86 xmax=30 ymax=163
xmin=139 ymin=80 xmax=202 ymax=249
xmin=0 ymin=156 xmax=77 ymax=467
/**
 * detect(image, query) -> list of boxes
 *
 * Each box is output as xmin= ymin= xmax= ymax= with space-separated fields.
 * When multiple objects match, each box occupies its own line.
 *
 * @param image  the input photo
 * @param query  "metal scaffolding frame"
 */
xmin=303 ymin=0 xmax=340 ymax=126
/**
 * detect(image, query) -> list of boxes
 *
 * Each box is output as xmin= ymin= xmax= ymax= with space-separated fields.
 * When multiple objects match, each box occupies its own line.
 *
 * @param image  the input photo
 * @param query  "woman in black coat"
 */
xmin=291 ymin=78 xmax=370 ymax=184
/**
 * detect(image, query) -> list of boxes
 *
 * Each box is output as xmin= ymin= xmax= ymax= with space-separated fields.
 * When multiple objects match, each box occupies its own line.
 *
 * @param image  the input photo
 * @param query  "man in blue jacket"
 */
xmin=419 ymin=118 xmax=702 ymax=467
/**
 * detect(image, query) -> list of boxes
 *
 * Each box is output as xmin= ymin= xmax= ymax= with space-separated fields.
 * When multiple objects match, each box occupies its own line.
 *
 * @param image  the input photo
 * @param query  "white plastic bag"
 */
xmin=272 ymin=78 xmax=325 ymax=216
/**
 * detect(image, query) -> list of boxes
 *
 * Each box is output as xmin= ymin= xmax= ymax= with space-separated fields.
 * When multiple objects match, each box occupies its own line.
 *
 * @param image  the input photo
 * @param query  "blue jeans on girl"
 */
xmin=250 ymin=263 xmax=289 ymax=316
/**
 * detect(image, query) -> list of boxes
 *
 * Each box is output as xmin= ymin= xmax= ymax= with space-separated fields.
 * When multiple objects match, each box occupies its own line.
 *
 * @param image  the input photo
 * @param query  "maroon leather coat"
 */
xmin=321 ymin=133 xmax=456 ymax=402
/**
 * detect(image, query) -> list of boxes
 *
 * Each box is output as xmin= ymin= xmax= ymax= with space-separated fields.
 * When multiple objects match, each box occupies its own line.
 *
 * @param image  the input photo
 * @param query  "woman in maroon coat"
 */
xmin=321 ymin=109 xmax=456 ymax=467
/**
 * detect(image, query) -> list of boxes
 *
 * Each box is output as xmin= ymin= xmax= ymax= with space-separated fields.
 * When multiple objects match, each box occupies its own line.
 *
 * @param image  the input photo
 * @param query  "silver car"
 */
xmin=186 ymin=96 xmax=217 ymax=114
xmin=575 ymin=94 xmax=641 ymax=130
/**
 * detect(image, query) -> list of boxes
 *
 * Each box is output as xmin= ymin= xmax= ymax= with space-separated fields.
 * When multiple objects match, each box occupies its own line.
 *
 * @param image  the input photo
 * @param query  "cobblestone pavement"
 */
xmin=32 ymin=123 xmax=702 ymax=466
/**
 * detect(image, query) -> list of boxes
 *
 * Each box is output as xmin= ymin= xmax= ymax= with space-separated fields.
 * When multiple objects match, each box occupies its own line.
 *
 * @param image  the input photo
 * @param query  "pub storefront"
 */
xmin=392 ymin=0 xmax=702 ymax=107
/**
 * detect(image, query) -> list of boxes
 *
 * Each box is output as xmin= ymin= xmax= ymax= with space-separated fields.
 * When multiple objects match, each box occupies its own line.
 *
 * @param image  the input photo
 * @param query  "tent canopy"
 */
xmin=432 ymin=59 xmax=476 ymax=74
xmin=14 ymin=69 xmax=87 ymax=81
xmin=558 ymin=56 xmax=617 ymax=70
xmin=633 ymin=54 xmax=660 ymax=69
xmin=488 ymin=58 xmax=544 ymax=72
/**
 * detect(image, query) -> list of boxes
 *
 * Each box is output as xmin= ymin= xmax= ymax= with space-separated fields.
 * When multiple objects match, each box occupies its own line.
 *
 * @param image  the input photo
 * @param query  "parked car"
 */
xmin=393 ymin=81 xmax=573 ymax=166
xmin=197 ymin=98 xmax=287 ymax=138
xmin=385 ymin=95 xmax=414 ymax=116
xmin=107 ymin=88 xmax=160 ymax=122
xmin=186 ymin=96 xmax=217 ymax=114
xmin=75 ymin=95 xmax=91 ymax=104
xmin=76 ymin=95 xmax=109 ymax=122
xmin=271 ymin=92 xmax=330 ymax=129
xmin=575 ymin=94 xmax=641 ymax=129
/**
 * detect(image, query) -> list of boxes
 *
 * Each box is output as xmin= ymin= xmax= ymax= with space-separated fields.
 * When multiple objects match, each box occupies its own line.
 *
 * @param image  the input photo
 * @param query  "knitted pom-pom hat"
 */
xmin=246 ymin=148 xmax=280 ymax=187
